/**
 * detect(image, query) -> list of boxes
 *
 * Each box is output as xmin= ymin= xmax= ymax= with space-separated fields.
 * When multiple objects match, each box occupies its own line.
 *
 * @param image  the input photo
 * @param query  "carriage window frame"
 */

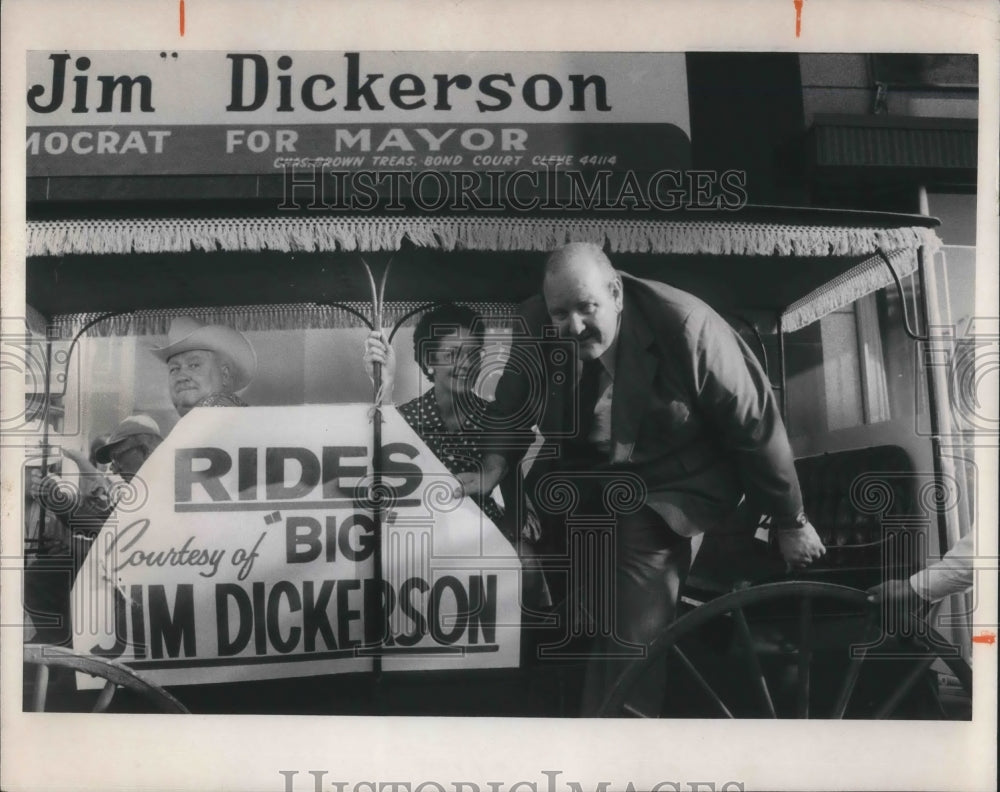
xmin=785 ymin=281 xmax=921 ymax=440
xmin=55 ymin=309 xmax=519 ymax=454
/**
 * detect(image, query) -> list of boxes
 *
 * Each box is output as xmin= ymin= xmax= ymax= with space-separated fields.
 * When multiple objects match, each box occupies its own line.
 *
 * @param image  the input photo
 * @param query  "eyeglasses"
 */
xmin=109 ymin=442 xmax=146 ymax=471
xmin=425 ymin=344 xmax=484 ymax=367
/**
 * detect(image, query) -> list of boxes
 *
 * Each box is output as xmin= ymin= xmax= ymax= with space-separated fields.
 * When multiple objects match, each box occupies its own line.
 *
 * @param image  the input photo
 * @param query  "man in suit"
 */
xmin=459 ymin=242 xmax=826 ymax=715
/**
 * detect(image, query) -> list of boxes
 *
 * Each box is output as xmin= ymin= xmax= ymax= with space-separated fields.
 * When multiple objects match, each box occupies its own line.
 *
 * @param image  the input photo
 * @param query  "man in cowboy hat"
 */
xmin=151 ymin=317 xmax=257 ymax=415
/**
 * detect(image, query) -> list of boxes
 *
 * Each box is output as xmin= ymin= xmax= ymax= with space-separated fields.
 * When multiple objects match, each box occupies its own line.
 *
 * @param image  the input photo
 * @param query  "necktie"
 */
xmin=577 ymin=358 xmax=604 ymax=440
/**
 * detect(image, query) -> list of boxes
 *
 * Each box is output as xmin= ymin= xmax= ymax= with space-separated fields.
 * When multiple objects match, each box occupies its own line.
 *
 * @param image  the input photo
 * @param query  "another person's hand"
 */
xmin=452 ymin=471 xmax=484 ymax=500
xmin=451 ymin=456 xmax=509 ymax=501
xmin=363 ymin=331 xmax=396 ymax=402
xmin=28 ymin=470 xmax=61 ymax=501
xmin=62 ymin=446 xmax=92 ymax=468
xmin=776 ymin=520 xmax=826 ymax=570
xmin=27 ymin=469 xmax=44 ymax=499
xmin=865 ymin=579 xmax=915 ymax=605
xmin=522 ymin=505 xmax=543 ymax=543
xmin=62 ymin=446 xmax=104 ymax=479
xmin=62 ymin=447 xmax=87 ymax=463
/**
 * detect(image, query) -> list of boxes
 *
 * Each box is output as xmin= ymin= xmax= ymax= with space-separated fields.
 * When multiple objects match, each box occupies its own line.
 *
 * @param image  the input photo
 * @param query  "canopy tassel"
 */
xmin=27 ymin=217 xmax=942 ymax=258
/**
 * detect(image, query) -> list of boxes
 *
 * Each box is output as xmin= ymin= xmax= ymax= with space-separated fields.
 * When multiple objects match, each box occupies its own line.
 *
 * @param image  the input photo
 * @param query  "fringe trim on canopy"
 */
xmin=781 ymin=249 xmax=916 ymax=333
xmin=52 ymin=301 xmax=518 ymax=338
xmin=27 ymin=216 xmax=942 ymax=258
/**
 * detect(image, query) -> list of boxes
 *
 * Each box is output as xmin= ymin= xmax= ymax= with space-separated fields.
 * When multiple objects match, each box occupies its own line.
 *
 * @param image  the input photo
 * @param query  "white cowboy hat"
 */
xmin=150 ymin=317 xmax=257 ymax=392
xmin=94 ymin=414 xmax=163 ymax=465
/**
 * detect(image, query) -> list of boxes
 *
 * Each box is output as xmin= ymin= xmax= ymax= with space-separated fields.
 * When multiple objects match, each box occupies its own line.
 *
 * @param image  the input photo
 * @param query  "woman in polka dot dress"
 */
xmin=365 ymin=304 xmax=506 ymax=531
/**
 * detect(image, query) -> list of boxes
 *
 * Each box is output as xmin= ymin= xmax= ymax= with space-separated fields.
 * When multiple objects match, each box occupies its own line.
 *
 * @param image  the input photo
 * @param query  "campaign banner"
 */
xmin=70 ymin=405 xmax=522 ymax=688
xmin=26 ymin=50 xmax=691 ymax=177
xmin=26 ymin=123 xmax=691 ymax=177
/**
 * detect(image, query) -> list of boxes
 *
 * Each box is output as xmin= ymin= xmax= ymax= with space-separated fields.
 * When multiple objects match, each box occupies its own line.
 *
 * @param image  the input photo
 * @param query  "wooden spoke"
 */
xmin=92 ymin=680 xmax=117 ymax=713
xmin=796 ymin=596 xmax=812 ymax=718
xmin=671 ymin=645 xmax=735 ymax=718
xmin=32 ymin=664 xmax=49 ymax=713
xmin=922 ymin=672 xmax=948 ymax=719
xmin=830 ymin=610 xmax=880 ymax=719
xmin=732 ymin=606 xmax=777 ymax=718
xmin=875 ymin=655 xmax=937 ymax=719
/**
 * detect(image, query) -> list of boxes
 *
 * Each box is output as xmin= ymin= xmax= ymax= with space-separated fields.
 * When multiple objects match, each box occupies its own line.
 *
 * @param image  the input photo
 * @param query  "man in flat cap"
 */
xmin=92 ymin=413 xmax=164 ymax=482
xmin=24 ymin=415 xmax=164 ymax=646
xmin=151 ymin=317 xmax=257 ymax=415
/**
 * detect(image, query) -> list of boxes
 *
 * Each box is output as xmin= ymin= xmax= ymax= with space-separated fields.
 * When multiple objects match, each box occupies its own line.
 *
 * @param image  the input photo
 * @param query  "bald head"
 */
xmin=543 ymin=242 xmax=617 ymax=283
xmin=542 ymin=243 xmax=623 ymax=361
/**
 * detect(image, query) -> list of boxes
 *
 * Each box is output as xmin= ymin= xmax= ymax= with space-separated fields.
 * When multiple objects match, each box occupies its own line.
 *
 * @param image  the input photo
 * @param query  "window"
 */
xmin=786 ymin=292 xmax=893 ymax=437
xmin=57 ymin=306 xmax=516 ymax=453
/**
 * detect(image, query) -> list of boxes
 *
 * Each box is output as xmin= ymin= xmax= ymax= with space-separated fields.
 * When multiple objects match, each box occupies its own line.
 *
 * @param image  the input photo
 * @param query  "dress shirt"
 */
xmin=583 ymin=333 xmax=618 ymax=456
xmin=909 ymin=531 xmax=975 ymax=602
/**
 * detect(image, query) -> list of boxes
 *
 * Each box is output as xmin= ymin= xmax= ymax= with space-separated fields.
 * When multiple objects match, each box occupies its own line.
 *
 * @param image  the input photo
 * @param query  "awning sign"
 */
xmin=70 ymin=405 xmax=522 ymax=688
xmin=27 ymin=51 xmax=691 ymax=177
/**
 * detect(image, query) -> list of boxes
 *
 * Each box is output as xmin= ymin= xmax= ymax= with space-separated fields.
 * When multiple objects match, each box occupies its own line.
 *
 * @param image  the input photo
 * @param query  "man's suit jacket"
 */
xmin=490 ymin=271 xmax=804 ymax=536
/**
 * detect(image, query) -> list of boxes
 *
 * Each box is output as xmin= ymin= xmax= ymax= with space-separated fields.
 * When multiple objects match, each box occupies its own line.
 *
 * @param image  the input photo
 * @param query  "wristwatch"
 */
xmin=772 ymin=511 xmax=809 ymax=532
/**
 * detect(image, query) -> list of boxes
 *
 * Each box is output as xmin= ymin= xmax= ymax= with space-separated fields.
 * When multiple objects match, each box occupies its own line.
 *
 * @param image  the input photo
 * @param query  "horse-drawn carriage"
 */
xmin=22 ymin=207 xmax=973 ymax=719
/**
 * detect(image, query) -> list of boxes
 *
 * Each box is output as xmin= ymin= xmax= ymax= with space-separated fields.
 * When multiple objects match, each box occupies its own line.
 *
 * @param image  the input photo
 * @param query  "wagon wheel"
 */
xmin=24 ymin=644 xmax=190 ymax=713
xmin=598 ymin=581 xmax=972 ymax=719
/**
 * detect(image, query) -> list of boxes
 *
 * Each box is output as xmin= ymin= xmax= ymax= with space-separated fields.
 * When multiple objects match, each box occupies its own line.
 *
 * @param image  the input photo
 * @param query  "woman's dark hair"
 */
xmin=412 ymin=303 xmax=485 ymax=378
